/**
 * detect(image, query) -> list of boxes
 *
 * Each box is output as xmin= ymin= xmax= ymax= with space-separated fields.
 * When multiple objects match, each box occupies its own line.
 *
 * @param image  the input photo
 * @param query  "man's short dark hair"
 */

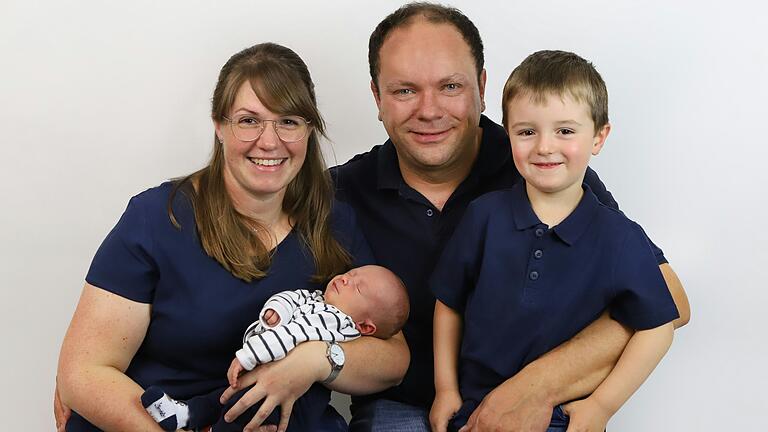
xmin=368 ymin=2 xmax=484 ymax=90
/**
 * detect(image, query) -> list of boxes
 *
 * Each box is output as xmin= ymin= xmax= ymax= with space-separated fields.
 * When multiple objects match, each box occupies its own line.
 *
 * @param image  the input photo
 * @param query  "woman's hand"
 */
xmin=219 ymin=341 xmax=328 ymax=432
xmin=429 ymin=389 xmax=462 ymax=432
xmin=562 ymin=398 xmax=610 ymax=432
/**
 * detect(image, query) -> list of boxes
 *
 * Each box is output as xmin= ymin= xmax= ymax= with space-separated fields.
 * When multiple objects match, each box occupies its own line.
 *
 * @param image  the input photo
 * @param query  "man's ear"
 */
xmin=356 ymin=319 xmax=377 ymax=336
xmin=592 ymin=123 xmax=611 ymax=156
xmin=370 ymin=80 xmax=383 ymax=121
xmin=478 ymin=68 xmax=488 ymax=112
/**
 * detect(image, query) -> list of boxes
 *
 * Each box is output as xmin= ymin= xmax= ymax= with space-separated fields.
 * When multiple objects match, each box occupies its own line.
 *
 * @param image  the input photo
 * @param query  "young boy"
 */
xmin=429 ymin=50 xmax=679 ymax=432
xmin=142 ymin=264 xmax=409 ymax=432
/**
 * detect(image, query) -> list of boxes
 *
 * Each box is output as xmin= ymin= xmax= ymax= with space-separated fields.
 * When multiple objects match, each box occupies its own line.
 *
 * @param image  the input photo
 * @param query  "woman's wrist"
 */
xmin=296 ymin=341 xmax=331 ymax=382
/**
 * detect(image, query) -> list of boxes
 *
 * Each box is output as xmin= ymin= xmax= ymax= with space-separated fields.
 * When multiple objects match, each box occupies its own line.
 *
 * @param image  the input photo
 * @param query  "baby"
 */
xmin=142 ymin=264 xmax=409 ymax=431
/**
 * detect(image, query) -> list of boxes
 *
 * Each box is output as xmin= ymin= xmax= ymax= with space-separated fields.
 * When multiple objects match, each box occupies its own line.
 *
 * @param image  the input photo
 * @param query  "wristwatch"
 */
xmin=323 ymin=342 xmax=345 ymax=384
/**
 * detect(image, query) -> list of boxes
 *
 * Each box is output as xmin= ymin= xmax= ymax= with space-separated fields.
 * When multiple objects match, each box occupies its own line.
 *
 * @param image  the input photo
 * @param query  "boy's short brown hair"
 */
xmin=502 ymin=50 xmax=609 ymax=134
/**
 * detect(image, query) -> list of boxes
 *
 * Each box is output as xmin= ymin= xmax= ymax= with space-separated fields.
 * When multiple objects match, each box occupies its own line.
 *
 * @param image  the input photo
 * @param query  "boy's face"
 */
xmin=505 ymin=92 xmax=610 ymax=197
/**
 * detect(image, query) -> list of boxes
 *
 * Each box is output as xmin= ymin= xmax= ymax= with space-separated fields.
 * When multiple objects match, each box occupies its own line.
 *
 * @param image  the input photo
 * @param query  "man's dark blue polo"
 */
xmin=430 ymin=182 xmax=679 ymax=429
xmin=331 ymin=115 xmax=667 ymax=410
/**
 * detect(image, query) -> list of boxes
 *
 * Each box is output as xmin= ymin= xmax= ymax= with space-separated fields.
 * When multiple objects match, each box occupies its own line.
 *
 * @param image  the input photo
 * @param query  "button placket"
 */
xmin=526 ymin=225 xmax=547 ymax=290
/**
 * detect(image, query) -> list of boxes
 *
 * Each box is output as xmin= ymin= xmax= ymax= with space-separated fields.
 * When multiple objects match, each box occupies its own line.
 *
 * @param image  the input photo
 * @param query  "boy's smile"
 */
xmin=505 ymin=92 xmax=610 ymax=204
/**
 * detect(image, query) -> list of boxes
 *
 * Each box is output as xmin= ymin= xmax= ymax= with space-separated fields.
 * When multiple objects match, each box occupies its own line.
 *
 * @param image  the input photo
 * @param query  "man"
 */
xmin=331 ymin=3 xmax=690 ymax=431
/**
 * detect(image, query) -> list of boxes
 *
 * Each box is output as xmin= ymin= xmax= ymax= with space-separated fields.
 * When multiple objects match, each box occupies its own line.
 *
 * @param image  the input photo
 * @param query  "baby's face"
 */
xmin=324 ymin=266 xmax=383 ymax=320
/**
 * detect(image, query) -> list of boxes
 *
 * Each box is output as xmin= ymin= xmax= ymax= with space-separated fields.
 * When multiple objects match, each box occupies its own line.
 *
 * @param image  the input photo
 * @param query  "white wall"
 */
xmin=1 ymin=0 xmax=766 ymax=429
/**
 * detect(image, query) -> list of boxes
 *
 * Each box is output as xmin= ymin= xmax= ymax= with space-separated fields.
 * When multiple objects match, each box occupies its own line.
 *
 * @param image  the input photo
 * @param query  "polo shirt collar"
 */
xmin=376 ymin=139 xmax=403 ymax=190
xmin=375 ymin=115 xmax=509 ymax=191
xmin=472 ymin=115 xmax=510 ymax=180
xmin=511 ymin=182 xmax=601 ymax=246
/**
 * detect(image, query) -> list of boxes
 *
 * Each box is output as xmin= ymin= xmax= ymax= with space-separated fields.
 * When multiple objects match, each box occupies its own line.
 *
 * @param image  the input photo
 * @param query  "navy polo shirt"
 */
xmin=431 ymin=182 xmax=679 ymax=411
xmin=331 ymin=115 xmax=665 ymax=409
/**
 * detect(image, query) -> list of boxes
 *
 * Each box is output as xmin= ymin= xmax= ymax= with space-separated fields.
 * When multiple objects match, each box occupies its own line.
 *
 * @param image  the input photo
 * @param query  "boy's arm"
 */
xmin=430 ymin=300 xmax=464 ymax=432
xmin=564 ymin=322 xmax=674 ymax=430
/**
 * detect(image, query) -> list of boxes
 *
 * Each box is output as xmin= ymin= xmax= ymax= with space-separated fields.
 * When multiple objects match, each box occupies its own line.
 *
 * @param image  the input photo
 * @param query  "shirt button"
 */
xmin=426 ymin=209 xmax=434 ymax=217
xmin=535 ymin=228 xmax=544 ymax=237
xmin=529 ymin=271 xmax=539 ymax=280
xmin=533 ymin=249 xmax=543 ymax=259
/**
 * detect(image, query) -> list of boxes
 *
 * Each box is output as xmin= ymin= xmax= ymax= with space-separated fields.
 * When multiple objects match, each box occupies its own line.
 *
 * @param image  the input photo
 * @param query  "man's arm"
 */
xmin=563 ymin=322 xmax=674 ymax=431
xmin=461 ymin=312 xmax=631 ymax=431
xmin=661 ymin=264 xmax=690 ymax=328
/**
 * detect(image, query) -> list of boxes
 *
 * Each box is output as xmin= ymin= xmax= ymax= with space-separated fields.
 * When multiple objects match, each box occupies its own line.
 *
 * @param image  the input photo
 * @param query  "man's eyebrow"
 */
xmin=384 ymin=80 xmax=418 ymax=91
xmin=439 ymin=73 xmax=468 ymax=84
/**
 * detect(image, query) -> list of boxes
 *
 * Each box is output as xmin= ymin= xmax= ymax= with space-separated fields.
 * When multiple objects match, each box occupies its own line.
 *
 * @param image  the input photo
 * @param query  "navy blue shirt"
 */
xmin=431 ymin=183 xmax=679 ymax=417
xmin=331 ymin=115 xmax=665 ymax=409
xmin=68 ymin=182 xmax=373 ymax=431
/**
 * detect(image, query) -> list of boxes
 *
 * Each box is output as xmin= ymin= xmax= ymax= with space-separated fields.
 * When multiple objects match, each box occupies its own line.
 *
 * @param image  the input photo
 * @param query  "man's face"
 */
xmin=372 ymin=19 xmax=486 ymax=179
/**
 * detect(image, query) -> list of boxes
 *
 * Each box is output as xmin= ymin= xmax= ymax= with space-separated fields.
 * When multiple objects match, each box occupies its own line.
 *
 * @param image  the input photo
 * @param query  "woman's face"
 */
xmin=215 ymin=81 xmax=309 ymax=207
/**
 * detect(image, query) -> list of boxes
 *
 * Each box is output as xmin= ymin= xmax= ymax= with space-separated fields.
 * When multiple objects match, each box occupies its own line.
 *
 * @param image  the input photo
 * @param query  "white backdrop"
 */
xmin=1 ymin=0 xmax=766 ymax=430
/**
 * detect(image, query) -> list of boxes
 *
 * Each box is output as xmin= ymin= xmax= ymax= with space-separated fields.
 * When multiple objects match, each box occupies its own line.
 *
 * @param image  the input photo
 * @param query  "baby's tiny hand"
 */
xmin=227 ymin=357 xmax=244 ymax=388
xmin=562 ymin=398 xmax=611 ymax=432
xmin=262 ymin=308 xmax=280 ymax=327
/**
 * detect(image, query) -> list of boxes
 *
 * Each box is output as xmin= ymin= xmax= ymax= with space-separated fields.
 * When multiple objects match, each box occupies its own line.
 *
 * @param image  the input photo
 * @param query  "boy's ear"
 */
xmin=356 ymin=319 xmax=377 ymax=336
xmin=592 ymin=123 xmax=611 ymax=156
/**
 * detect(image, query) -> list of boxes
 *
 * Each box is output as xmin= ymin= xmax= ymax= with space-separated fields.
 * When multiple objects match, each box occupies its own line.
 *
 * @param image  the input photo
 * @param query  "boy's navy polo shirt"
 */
xmin=331 ymin=115 xmax=666 ymax=409
xmin=431 ymin=182 xmax=679 ymax=411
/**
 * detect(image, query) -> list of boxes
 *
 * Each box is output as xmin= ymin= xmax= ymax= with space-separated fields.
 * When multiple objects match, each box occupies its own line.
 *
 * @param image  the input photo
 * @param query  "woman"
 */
xmin=57 ymin=43 xmax=408 ymax=432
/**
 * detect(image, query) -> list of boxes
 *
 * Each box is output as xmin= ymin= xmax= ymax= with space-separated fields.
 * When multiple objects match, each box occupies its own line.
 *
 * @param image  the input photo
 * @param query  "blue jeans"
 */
xmin=545 ymin=404 xmax=570 ymax=431
xmin=348 ymin=399 xmax=571 ymax=432
xmin=449 ymin=401 xmax=570 ymax=432
xmin=349 ymin=399 xmax=430 ymax=432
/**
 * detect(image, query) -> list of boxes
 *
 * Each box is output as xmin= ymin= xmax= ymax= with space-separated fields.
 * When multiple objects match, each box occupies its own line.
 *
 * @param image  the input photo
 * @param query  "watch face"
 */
xmin=330 ymin=344 xmax=345 ymax=365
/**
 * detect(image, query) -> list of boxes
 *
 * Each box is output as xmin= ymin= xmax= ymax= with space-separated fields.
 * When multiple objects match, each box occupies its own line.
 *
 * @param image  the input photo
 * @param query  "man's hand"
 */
xmin=219 ymin=342 xmax=327 ymax=432
xmin=262 ymin=309 xmax=280 ymax=327
xmin=459 ymin=378 xmax=553 ymax=432
xmin=227 ymin=357 xmax=246 ymax=388
xmin=562 ymin=399 xmax=610 ymax=432
xmin=430 ymin=389 xmax=463 ymax=432
xmin=54 ymin=383 xmax=70 ymax=432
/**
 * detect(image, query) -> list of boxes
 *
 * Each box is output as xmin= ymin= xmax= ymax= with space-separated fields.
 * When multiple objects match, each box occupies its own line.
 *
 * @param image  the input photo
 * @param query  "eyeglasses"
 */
xmin=222 ymin=114 xmax=312 ymax=143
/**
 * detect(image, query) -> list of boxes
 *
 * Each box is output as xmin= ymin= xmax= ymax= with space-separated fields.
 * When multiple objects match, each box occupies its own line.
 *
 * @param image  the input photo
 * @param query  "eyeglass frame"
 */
xmin=221 ymin=114 xmax=313 ymax=143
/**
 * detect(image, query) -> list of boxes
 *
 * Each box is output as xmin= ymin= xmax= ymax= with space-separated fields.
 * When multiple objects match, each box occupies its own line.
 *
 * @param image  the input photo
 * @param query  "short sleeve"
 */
xmin=609 ymin=222 xmax=679 ymax=330
xmin=584 ymin=168 xmax=667 ymax=264
xmin=430 ymin=202 xmax=486 ymax=311
xmin=85 ymin=196 xmax=159 ymax=303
